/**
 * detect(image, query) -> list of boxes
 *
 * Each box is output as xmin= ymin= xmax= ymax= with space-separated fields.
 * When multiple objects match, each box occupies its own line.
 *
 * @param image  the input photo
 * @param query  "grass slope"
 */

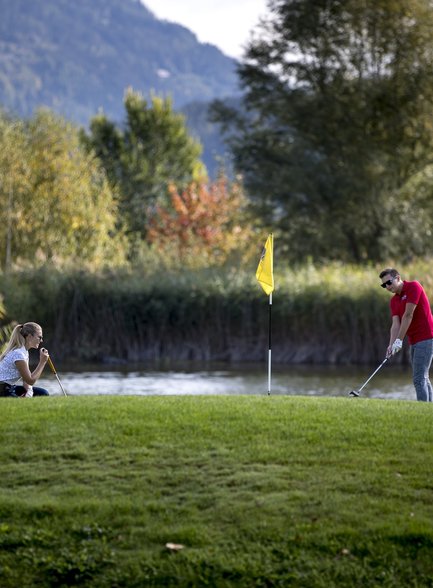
xmin=0 ymin=396 xmax=432 ymax=587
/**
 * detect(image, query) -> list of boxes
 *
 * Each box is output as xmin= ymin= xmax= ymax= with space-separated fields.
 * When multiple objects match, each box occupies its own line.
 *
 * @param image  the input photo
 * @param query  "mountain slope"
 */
xmin=0 ymin=0 xmax=239 ymax=126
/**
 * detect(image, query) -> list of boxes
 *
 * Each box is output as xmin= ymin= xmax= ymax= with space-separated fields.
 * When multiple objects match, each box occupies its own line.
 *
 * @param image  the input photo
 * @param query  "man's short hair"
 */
xmin=379 ymin=268 xmax=399 ymax=279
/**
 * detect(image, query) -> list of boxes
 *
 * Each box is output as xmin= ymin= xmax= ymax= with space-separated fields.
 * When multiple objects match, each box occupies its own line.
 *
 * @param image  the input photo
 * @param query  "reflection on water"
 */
xmin=36 ymin=361 xmax=416 ymax=401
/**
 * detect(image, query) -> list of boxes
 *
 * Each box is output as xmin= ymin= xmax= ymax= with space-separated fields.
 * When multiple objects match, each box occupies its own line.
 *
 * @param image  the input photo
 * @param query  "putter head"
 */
xmin=349 ymin=390 xmax=360 ymax=397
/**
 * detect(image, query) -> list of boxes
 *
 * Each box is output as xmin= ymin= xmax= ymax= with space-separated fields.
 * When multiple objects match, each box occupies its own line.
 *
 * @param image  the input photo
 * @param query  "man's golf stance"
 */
xmin=380 ymin=268 xmax=433 ymax=402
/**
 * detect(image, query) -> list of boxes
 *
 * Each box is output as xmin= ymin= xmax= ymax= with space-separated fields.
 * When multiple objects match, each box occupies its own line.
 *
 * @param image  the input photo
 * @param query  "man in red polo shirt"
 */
xmin=380 ymin=268 xmax=433 ymax=402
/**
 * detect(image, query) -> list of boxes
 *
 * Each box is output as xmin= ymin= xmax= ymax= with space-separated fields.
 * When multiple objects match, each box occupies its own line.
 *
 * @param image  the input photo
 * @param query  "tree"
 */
xmin=212 ymin=0 xmax=433 ymax=262
xmin=147 ymin=175 xmax=255 ymax=268
xmin=0 ymin=110 xmax=125 ymax=268
xmin=0 ymin=114 xmax=30 ymax=270
xmin=81 ymin=89 xmax=206 ymax=238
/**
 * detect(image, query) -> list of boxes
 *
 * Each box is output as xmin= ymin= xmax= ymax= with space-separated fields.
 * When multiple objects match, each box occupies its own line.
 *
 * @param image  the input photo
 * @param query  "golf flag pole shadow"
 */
xmin=47 ymin=357 xmax=68 ymax=396
xmin=256 ymin=234 xmax=274 ymax=395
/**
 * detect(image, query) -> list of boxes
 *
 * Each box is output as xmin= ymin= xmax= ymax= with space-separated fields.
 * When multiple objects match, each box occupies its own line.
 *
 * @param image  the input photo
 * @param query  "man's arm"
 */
xmin=397 ymin=302 xmax=416 ymax=341
xmin=388 ymin=303 xmax=417 ymax=356
xmin=387 ymin=315 xmax=401 ymax=357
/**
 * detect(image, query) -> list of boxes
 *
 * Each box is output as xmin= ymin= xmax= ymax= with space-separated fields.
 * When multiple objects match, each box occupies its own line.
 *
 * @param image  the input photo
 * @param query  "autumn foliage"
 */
xmin=147 ymin=175 xmax=254 ymax=267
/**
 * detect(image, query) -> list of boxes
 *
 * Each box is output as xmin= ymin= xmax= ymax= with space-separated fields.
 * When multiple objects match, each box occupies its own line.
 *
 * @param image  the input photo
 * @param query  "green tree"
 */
xmin=0 ymin=109 xmax=125 ymax=269
xmin=212 ymin=0 xmax=433 ymax=262
xmin=0 ymin=114 xmax=30 ymax=270
xmin=81 ymin=89 xmax=206 ymax=238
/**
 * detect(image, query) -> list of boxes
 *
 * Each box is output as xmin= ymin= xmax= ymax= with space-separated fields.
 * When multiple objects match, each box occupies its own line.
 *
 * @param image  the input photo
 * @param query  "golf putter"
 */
xmin=47 ymin=357 xmax=68 ymax=396
xmin=349 ymin=357 xmax=388 ymax=397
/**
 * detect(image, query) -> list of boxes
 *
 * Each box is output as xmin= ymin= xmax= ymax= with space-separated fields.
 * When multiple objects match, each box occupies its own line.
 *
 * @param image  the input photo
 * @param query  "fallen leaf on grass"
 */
xmin=165 ymin=542 xmax=185 ymax=551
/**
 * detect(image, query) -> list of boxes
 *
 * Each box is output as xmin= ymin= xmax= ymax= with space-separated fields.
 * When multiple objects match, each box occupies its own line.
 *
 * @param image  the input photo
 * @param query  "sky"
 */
xmin=142 ymin=0 xmax=269 ymax=59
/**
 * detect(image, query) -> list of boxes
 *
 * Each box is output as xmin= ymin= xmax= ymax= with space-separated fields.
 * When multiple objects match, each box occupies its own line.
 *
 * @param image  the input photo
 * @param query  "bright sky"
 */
xmin=142 ymin=0 xmax=269 ymax=59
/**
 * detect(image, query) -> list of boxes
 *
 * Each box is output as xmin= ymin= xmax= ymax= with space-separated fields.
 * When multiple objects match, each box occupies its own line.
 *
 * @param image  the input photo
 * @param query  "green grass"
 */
xmin=0 ymin=396 xmax=432 ymax=587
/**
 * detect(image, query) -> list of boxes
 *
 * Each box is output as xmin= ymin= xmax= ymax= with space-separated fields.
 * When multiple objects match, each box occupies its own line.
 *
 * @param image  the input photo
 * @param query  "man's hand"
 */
xmin=391 ymin=338 xmax=403 ymax=355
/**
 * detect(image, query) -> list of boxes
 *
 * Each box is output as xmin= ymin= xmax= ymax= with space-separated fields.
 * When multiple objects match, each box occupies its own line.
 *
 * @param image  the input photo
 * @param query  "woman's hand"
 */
xmin=39 ymin=347 xmax=49 ymax=363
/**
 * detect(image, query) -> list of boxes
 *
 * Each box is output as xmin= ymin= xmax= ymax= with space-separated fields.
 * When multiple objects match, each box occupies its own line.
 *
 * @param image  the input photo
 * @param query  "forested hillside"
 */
xmin=0 ymin=0 xmax=239 ymax=173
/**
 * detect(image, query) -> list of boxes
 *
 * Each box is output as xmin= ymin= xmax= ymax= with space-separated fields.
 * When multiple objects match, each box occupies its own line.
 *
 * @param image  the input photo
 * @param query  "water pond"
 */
xmin=36 ymin=361 xmax=416 ymax=401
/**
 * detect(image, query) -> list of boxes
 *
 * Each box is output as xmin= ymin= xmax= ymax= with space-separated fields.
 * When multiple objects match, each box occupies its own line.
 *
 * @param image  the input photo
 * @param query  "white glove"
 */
xmin=391 ymin=338 xmax=403 ymax=355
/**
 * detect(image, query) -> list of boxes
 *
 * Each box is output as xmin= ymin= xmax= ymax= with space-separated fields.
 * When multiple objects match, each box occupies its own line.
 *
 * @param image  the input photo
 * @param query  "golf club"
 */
xmin=349 ymin=357 xmax=388 ymax=397
xmin=47 ymin=357 xmax=68 ymax=396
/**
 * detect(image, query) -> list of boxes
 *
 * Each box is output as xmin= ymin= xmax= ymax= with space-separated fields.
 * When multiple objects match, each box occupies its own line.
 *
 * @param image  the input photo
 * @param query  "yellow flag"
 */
xmin=256 ymin=234 xmax=274 ymax=295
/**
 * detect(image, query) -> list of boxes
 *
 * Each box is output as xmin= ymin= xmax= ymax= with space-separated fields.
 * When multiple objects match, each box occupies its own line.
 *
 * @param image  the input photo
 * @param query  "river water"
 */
xmin=36 ymin=361 xmax=417 ymax=401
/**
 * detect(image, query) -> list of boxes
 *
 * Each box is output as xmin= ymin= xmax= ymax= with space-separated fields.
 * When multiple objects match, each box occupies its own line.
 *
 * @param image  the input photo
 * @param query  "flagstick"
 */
xmin=255 ymin=233 xmax=274 ymax=396
xmin=268 ymin=292 xmax=272 ymax=395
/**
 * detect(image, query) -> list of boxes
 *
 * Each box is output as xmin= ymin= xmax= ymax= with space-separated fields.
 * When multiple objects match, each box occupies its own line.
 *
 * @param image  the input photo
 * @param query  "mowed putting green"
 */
xmin=0 ymin=395 xmax=431 ymax=587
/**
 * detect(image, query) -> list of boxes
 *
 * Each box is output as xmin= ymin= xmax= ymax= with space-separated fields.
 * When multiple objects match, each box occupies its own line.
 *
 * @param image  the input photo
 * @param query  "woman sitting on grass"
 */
xmin=0 ymin=322 xmax=50 ymax=397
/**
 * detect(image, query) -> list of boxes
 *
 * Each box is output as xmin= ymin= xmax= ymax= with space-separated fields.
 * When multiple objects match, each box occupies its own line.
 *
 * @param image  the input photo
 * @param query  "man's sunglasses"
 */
xmin=381 ymin=279 xmax=395 ymax=288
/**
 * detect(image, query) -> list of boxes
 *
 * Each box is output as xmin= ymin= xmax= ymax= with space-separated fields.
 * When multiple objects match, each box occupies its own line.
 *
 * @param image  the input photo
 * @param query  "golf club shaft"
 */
xmin=358 ymin=358 xmax=388 ymax=393
xmin=47 ymin=357 xmax=68 ymax=396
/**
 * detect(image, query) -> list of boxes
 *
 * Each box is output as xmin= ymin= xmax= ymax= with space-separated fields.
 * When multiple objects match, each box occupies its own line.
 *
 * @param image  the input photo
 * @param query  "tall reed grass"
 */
xmin=1 ymin=260 xmax=431 ymax=364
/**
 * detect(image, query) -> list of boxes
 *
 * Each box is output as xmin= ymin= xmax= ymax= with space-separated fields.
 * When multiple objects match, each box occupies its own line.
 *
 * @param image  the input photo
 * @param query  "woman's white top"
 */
xmin=0 ymin=346 xmax=28 ymax=384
